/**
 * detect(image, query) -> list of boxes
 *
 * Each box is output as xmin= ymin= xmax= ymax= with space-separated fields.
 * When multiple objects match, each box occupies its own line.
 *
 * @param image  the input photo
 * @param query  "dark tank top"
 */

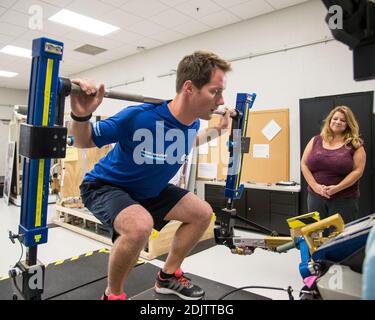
xmin=306 ymin=135 xmax=359 ymax=199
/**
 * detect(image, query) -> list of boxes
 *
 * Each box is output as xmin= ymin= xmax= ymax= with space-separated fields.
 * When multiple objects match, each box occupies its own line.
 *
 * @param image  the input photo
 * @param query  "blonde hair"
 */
xmin=320 ymin=105 xmax=363 ymax=149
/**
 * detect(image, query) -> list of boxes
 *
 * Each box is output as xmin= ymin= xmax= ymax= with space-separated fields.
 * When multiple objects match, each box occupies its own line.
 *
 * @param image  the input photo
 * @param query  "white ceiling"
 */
xmin=0 ymin=0 xmax=309 ymax=90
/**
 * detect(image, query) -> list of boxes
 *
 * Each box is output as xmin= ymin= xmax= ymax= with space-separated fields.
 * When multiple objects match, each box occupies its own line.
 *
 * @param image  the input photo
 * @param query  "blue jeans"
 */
xmin=307 ymin=192 xmax=359 ymax=223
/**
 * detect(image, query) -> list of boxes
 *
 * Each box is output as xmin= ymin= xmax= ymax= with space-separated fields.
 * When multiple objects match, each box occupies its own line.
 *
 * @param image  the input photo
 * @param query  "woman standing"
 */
xmin=301 ymin=106 xmax=366 ymax=223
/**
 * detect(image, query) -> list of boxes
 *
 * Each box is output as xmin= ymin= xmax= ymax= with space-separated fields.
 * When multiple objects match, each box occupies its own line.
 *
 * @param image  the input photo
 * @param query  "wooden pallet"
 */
xmin=54 ymin=205 xmax=215 ymax=260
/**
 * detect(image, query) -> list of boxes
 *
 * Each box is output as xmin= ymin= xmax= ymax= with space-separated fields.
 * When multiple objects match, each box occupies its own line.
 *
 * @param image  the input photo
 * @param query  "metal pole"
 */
xmin=67 ymin=78 xmax=236 ymax=117
xmin=70 ymin=82 xmax=165 ymax=105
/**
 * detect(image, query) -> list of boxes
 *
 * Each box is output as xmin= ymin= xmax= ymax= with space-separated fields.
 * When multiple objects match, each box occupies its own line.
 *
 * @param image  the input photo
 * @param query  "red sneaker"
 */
xmin=101 ymin=292 xmax=127 ymax=300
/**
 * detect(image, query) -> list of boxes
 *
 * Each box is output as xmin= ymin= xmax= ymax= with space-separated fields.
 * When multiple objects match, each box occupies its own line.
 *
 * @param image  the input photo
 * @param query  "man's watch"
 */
xmin=70 ymin=112 xmax=92 ymax=122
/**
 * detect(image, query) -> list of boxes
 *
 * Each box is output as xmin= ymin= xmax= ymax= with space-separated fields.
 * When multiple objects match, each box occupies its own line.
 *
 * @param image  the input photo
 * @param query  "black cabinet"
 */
xmin=246 ymin=189 xmax=270 ymax=231
xmin=269 ymin=191 xmax=299 ymax=235
xmin=204 ymin=184 xmax=299 ymax=235
xmin=204 ymin=184 xmax=246 ymax=226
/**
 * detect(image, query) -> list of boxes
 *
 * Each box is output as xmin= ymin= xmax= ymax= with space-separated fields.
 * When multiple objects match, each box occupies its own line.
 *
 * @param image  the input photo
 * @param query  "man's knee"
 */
xmin=197 ymin=201 xmax=213 ymax=225
xmin=114 ymin=206 xmax=154 ymax=244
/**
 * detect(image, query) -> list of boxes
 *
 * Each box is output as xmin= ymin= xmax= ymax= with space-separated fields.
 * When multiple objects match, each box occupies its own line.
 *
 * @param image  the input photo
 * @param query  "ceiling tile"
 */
xmin=0 ymin=53 xmax=18 ymax=65
xmin=131 ymin=37 xmax=163 ymax=50
xmin=149 ymin=29 xmax=185 ymax=43
xmin=173 ymin=19 xmax=210 ymax=36
xmin=121 ymin=0 xmax=169 ymax=18
xmin=0 ymin=22 xmax=27 ymax=37
xmin=159 ymin=0 xmax=189 ymax=6
xmin=12 ymin=0 xmax=61 ymax=16
xmin=53 ymin=35 xmax=83 ymax=51
xmin=265 ymin=0 xmax=309 ymax=10
xmin=100 ymin=0 xmax=131 ymax=8
xmin=126 ymin=20 xmax=167 ymax=37
xmin=228 ymin=0 xmax=274 ymax=20
xmin=101 ymin=8 xmax=143 ymax=29
xmin=38 ymin=0 xmax=75 ymax=7
xmin=107 ymin=29 xmax=143 ymax=45
xmin=0 ymin=9 xmax=29 ymax=29
xmin=37 ymin=20 xmax=71 ymax=37
xmin=7 ymin=37 xmax=33 ymax=50
xmin=149 ymin=8 xmax=192 ymax=28
xmin=94 ymin=44 xmax=136 ymax=62
xmin=5 ymin=59 xmax=31 ymax=72
xmin=18 ymin=29 xmax=56 ymax=43
xmin=0 ymin=0 xmax=17 ymax=8
xmin=175 ymin=0 xmax=222 ymax=19
xmin=200 ymin=9 xmax=240 ymax=28
xmin=65 ymin=0 xmax=116 ymax=19
xmin=64 ymin=30 xmax=122 ymax=50
xmin=0 ymin=33 xmax=14 ymax=45
xmin=213 ymin=0 xmax=249 ymax=8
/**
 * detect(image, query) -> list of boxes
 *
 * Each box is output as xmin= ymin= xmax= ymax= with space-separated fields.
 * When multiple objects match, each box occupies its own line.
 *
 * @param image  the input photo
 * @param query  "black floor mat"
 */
xmin=0 ymin=249 xmax=269 ymax=300
xmin=131 ymin=264 xmax=269 ymax=300
xmin=0 ymin=248 xmax=114 ymax=300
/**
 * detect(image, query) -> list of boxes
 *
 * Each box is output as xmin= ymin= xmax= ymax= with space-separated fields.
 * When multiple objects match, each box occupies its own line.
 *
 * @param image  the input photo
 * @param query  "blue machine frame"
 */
xmin=224 ymin=93 xmax=256 ymax=203
xmin=19 ymin=38 xmax=64 ymax=249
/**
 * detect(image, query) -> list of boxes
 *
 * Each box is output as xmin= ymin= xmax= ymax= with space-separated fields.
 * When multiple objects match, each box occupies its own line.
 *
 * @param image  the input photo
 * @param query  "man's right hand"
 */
xmin=70 ymin=79 xmax=105 ymax=117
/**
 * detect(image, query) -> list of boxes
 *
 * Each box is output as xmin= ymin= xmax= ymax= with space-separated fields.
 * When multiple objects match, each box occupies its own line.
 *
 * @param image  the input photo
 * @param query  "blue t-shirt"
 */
xmin=84 ymin=101 xmax=200 ymax=199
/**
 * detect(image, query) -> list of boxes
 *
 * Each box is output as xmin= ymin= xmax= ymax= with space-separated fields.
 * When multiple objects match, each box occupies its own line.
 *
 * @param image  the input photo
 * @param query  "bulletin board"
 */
xmin=197 ymin=108 xmax=290 ymax=184
xmin=243 ymin=108 xmax=289 ymax=183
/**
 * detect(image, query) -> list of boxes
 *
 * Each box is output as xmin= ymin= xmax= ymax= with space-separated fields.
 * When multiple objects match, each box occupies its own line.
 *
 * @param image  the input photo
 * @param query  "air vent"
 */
xmin=74 ymin=44 xmax=107 ymax=55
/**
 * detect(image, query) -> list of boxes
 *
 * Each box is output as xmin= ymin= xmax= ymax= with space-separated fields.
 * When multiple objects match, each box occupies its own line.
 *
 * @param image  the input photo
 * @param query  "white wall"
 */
xmin=0 ymin=88 xmax=28 ymax=106
xmin=71 ymin=0 xmax=375 ymax=183
xmin=0 ymin=89 xmax=27 ymax=176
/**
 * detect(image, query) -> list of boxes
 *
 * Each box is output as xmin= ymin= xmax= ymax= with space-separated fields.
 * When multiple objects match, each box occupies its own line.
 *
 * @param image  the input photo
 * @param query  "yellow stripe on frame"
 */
xmin=235 ymin=101 xmax=250 ymax=190
xmin=35 ymin=159 xmax=44 ymax=227
xmin=43 ymin=59 xmax=53 ymax=126
xmin=35 ymin=59 xmax=54 ymax=227
xmin=243 ymin=101 xmax=249 ymax=137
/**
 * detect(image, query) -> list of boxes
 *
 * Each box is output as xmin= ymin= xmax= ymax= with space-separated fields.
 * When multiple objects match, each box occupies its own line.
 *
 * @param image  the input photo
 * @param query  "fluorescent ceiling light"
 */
xmin=49 ymin=9 xmax=119 ymax=36
xmin=0 ymin=45 xmax=31 ymax=59
xmin=0 ymin=70 xmax=18 ymax=78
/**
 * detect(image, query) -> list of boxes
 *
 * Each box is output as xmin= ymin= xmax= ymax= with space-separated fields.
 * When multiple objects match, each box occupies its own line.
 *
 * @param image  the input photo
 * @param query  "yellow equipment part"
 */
xmin=287 ymin=211 xmax=320 ymax=229
xmin=264 ymin=236 xmax=293 ymax=250
xmin=300 ymin=213 xmax=345 ymax=254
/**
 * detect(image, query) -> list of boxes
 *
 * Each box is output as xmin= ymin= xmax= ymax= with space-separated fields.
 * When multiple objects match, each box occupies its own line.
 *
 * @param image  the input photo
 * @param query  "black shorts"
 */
xmin=80 ymin=180 xmax=189 ymax=242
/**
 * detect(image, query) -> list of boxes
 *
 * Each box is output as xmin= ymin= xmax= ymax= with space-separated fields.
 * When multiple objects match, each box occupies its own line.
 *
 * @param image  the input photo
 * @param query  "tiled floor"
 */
xmin=0 ymin=199 xmax=304 ymax=300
